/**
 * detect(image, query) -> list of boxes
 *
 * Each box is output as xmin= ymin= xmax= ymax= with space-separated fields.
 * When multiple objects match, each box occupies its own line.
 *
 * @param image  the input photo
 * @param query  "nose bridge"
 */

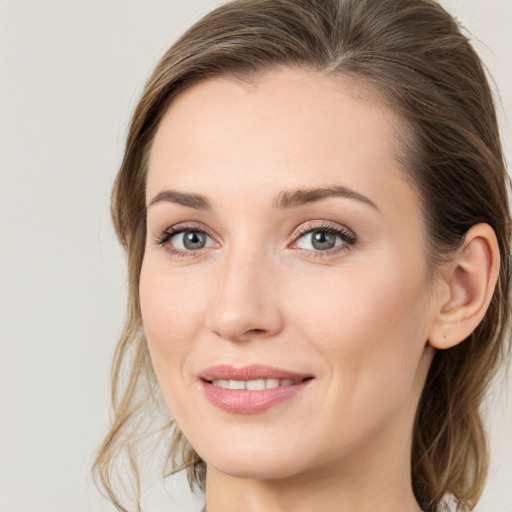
xmin=207 ymin=238 xmax=283 ymax=342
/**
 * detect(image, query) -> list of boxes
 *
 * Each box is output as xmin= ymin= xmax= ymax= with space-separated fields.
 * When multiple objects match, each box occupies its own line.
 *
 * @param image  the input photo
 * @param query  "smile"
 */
xmin=198 ymin=364 xmax=314 ymax=414
xmin=210 ymin=378 xmax=301 ymax=389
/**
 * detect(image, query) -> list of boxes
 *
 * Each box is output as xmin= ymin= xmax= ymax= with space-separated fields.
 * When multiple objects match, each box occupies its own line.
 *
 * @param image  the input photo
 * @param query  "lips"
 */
xmin=198 ymin=364 xmax=314 ymax=414
xmin=199 ymin=363 xmax=312 ymax=382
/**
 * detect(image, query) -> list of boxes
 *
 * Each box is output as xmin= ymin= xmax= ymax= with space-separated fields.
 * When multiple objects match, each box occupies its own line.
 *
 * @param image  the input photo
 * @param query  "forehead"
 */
xmin=147 ymin=67 xmax=409 ymax=210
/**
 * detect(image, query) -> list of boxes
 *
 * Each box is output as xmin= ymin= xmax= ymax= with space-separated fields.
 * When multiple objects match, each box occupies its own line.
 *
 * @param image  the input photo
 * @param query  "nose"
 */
xmin=205 ymin=246 xmax=284 ymax=343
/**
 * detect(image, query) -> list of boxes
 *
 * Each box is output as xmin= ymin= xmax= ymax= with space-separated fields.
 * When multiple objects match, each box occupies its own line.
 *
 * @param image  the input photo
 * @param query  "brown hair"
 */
xmin=93 ymin=0 xmax=511 ymax=510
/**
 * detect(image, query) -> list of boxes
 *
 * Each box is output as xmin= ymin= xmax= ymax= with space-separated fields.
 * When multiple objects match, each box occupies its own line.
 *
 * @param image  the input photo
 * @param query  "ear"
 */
xmin=428 ymin=223 xmax=500 ymax=350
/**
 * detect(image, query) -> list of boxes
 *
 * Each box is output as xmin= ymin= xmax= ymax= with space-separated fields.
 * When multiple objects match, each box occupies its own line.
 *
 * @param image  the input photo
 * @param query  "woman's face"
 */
xmin=140 ymin=68 xmax=439 ymax=480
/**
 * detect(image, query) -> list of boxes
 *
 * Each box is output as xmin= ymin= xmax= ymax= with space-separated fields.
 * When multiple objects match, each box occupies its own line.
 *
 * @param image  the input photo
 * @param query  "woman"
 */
xmin=93 ymin=0 xmax=511 ymax=511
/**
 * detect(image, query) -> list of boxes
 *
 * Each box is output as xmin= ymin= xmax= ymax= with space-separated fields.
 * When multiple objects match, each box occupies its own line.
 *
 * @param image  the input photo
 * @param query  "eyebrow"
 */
xmin=273 ymin=185 xmax=379 ymax=211
xmin=147 ymin=184 xmax=379 ymax=211
xmin=148 ymin=190 xmax=212 ymax=211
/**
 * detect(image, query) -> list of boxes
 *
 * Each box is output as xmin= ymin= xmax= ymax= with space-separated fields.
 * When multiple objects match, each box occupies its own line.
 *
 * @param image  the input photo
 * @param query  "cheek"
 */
xmin=287 ymin=256 xmax=432 ymax=412
xmin=139 ymin=260 xmax=207 ymax=386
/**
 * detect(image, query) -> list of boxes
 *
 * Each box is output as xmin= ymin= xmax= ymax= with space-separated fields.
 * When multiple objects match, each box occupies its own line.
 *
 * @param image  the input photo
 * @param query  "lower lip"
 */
xmin=201 ymin=379 xmax=313 ymax=414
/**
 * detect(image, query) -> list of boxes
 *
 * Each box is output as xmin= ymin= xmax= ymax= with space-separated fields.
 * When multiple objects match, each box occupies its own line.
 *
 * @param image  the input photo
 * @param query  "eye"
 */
xmin=154 ymin=225 xmax=216 ymax=256
xmin=292 ymin=223 xmax=356 ymax=254
xmin=172 ymin=230 xmax=210 ymax=250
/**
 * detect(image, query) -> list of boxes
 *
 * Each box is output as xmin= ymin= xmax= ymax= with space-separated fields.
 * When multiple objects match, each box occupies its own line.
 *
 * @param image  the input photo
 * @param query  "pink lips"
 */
xmin=199 ymin=364 xmax=314 ymax=414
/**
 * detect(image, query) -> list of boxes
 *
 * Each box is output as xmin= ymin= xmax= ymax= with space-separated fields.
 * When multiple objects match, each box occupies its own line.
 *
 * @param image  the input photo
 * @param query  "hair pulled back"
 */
xmin=93 ymin=1 xmax=511 ymax=510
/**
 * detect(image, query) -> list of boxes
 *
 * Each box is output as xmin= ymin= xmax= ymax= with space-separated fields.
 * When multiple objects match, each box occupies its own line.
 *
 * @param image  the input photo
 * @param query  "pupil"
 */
xmin=312 ymin=230 xmax=335 ymax=250
xmin=183 ymin=231 xmax=206 ymax=250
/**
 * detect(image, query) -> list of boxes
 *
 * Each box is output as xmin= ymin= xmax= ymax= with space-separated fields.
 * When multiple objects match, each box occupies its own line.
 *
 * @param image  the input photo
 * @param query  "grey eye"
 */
xmin=310 ymin=230 xmax=336 ymax=250
xmin=295 ymin=229 xmax=345 ymax=251
xmin=172 ymin=230 xmax=211 ymax=250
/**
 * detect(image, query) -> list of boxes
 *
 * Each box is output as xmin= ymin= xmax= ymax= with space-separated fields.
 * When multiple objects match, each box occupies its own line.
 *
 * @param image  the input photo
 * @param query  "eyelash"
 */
xmin=154 ymin=224 xmax=214 ymax=259
xmin=153 ymin=222 xmax=357 ymax=259
xmin=293 ymin=223 xmax=356 ymax=257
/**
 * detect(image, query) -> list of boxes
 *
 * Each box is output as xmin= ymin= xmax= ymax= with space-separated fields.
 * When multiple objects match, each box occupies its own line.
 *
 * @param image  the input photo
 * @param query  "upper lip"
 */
xmin=199 ymin=364 xmax=314 ymax=382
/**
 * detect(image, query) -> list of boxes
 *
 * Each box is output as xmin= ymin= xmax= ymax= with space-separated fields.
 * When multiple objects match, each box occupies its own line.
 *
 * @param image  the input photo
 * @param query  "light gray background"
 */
xmin=0 ymin=1 xmax=510 ymax=511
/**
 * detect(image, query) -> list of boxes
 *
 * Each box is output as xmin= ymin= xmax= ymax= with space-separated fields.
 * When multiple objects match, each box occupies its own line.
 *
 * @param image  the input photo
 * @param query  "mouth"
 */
xmin=206 ymin=377 xmax=310 ymax=390
xmin=198 ymin=364 xmax=315 ymax=414
xmin=199 ymin=363 xmax=313 ymax=382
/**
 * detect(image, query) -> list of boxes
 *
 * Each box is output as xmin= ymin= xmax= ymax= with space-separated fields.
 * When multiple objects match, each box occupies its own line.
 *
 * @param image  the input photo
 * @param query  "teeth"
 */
xmin=211 ymin=378 xmax=299 ymax=389
xmin=265 ymin=379 xmax=280 ymax=389
xmin=246 ymin=379 xmax=265 ymax=390
xmin=229 ymin=380 xmax=245 ymax=390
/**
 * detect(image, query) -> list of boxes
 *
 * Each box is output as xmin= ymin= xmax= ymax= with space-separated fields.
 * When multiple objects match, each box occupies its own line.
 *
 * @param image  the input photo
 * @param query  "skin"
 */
xmin=139 ymin=67 xmax=469 ymax=512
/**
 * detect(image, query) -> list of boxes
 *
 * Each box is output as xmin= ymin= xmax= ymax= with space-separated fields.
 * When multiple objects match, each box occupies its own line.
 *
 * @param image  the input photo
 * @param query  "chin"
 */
xmin=207 ymin=457 xmax=302 ymax=481
xmin=197 ymin=439 xmax=309 ymax=480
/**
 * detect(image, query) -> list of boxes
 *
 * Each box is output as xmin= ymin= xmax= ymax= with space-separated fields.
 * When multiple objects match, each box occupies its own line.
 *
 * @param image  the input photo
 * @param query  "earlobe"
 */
xmin=428 ymin=223 xmax=500 ymax=350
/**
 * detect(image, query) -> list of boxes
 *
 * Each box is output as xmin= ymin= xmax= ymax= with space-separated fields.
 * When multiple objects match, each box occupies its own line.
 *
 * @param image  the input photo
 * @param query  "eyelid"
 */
xmin=153 ymin=220 xmax=356 ymax=259
xmin=289 ymin=221 xmax=357 ymax=256
xmin=154 ymin=222 xmax=218 ymax=250
xmin=291 ymin=221 xmax=356 ymax=243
